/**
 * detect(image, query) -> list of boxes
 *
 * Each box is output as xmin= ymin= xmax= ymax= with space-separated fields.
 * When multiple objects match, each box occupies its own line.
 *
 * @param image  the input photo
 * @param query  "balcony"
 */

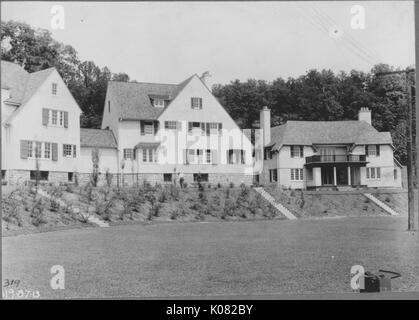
xmin=305 ymin=154 xmax=367 ymax=167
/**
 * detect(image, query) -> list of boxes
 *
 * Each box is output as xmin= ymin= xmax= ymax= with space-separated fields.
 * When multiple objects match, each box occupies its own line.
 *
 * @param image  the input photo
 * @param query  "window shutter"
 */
xmin=20 ymin=140 xmax=29 ymax=159
xmin=206 ymin=123 xmax=210 ymax=136
xmin=154 ymin=121 xmax=159 ymax=135
xmin=52 ymin=143 xmax=58 ymax=161
xmin=199 ymin=98 xmax=203 ymax=109
xmin=377 ymin=167 xmax=381 ymax=178
xmin=177 ymin=121 xmax=182 ymax=130
xmin=200 ymin=123 xmax=205 ymax=135
xmin=212 ymin=149 xmax=218 ymax=164
xmin=64 ymin=111 xmax=69 ymax=128
xmin=300 ymin=146 xmax=304 ymax=157
xmin=73 ymin=145 xmax=77 ymax=158
xmin=290 ymin=146 xmax=293 ymax=158
xmin=218 ymin=123 xmax=222 ymax=135
xmin=376 ymin=145 xmax=380 ymax=156
xmin=241 ymin=150 xmax=245 ymax=164
xmin=365 ymin=145 xmax=369 ymax=156
xmin=42 ymin=109 xmax=49 ymax=126
xmin=140 ymin=121 xmax=145 ymax=135
xmin=188 ymin=122 xmax=192 ymax=132
xmin=184 ymin=149 xmax=188 ymax=164
xmin=133 ymin=149 xmax=136 ymax=160
xmin=190 ymin=98 xmax=193 ymax=109
xmin=366 ymin=168 xmax=370 ymax=179
xmin=63 ymin=144 xmax=66 ymax=157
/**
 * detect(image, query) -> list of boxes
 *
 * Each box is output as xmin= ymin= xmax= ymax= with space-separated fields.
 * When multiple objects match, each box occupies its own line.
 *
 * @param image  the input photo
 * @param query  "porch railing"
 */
xmin=305 ymin=154 xmax=367 ymax=164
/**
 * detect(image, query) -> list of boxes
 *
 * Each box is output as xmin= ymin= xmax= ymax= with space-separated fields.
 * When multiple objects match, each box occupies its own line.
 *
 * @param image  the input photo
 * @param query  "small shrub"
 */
xmin=385 ymin=196 xmax=391 ymax=202
xmin=31 ymin=197 xmax=46 ymax=226
xmin=2 ymin=189 xmax=23 ymax=227
xmin=158 ymin=188 xmax=169 ymax=203
xmin=217 ymin=182 xmax=222 ymax=189
xmin=105 ymin=169 xmax=113 ymax=188
xmin=290 ymin=190 xmax=295 ymax=197
xmin=229 ymin=182 xmax=234 ymax=188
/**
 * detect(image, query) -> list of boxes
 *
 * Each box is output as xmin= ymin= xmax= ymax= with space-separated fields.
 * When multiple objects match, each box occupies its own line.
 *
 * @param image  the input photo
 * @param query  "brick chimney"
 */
xmin=260 ymin=106 xmax=271 ymax=146
xmin=358 ymin=107 xmax=371 ymax=125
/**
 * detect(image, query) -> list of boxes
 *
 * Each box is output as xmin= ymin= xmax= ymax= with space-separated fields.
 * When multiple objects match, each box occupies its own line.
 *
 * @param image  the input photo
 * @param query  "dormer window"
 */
xmin=153 ymin=98 xmax=164 ymax=108
xmin=191 ymin=97 xmax=202 ymax=110
xmin=52 ymin=83 xmax=57 ymax=95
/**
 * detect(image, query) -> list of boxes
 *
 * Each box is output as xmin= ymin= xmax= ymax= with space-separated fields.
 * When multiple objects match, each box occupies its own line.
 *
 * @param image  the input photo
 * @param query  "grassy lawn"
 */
xmin=2 ymin=216 xmax=418 ymax=298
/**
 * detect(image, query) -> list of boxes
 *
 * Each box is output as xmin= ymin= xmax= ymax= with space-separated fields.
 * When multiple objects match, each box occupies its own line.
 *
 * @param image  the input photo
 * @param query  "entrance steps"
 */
xmin=254 ymin=187 xmax=297 ymax=220
xmin=362 ymin=193 xmax=400 ymax=216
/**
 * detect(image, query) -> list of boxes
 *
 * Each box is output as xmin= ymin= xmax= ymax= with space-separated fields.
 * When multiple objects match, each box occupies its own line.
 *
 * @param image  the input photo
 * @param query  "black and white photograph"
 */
xmin=1 ymin=0 xmax=418 ymax=303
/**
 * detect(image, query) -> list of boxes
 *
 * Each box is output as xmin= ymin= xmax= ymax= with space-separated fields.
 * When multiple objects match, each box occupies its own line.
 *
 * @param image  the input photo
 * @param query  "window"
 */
xmin=193 ymin=173 xmax=208 ymax=182
xmin=269 ymin=169 xmax=278 ymax=182
xmin=123 ymin=149 xmax=134 ymax=160
xmin=52 ymin=110 xmax=58 ymax=125
xmin=1 ymin=170 xmax=6 ymax=180
xmin=68 ymin=172 xmax=74 ymax=182
xmin=35 ymin=142 xmax=42 ymax=158
xmin=30 ymin=170 xmax=49 ymax=181
xmin=366 ymin=167 xmax=381 ymax=180
xmin=163 ymin=173 xmax=172 ymax=182
xmin=141 ymin=148 xmax=157 ymax=163
xmin=227 ymin=149 xmax=245 ymax=164
xmin=63 ymin=144 xmax=73 ymax=157
xmin=143 ymin=121 xmax=154 ymax=135
xmin=165 ymin=121 xmax=177 ymax=130
xmin=291 ymin=145 xmax=304 ymax=158
xmin=209 ymin=122 xmax=218 ymax=135
xmin=52 ymin=83 xmax=57 ymax=95
xmin=191 ymin=97 xmax=202 ymax=109
xmin=366 ymin=145 xmax=380 ymax=157
xmin=44 ymin=142 xmax=51 ymax=159
xmin=290 ymin=168 xmax=304 ymax=181
xmin=153 ymin=99 xmax=165 ymax=108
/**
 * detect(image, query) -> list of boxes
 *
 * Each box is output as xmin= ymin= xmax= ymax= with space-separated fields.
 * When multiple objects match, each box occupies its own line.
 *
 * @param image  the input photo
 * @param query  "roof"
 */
xmin=1 ymin=61 xmax=55 ymax=105
xmin=267 ymin=120 xmax=393 ymax=151
xmin=80 ymin=128 xmax=117 ymax=149
xmin=107 ymin=75 xmax=195 ymax=120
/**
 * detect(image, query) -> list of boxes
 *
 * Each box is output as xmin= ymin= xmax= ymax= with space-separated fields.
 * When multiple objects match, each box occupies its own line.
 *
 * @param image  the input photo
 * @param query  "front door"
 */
xmin=350 ymin=166 xmax=361 ymax=186
xmin=336 ymin=166 xmax=348 ymax=185
xmin=321 ymin=167 xmax=334 ymax=185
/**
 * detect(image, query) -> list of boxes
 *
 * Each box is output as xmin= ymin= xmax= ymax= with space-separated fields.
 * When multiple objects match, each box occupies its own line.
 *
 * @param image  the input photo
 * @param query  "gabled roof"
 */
xmin=80 ymin=128 xmax=117 ymax=149
xmin=1 ymin=60 xmax=55 ymax=106
xmin=106 ymin=75 xmax=195 ymax=120
xmin=267 ymin=120 xmax=393 ymax=151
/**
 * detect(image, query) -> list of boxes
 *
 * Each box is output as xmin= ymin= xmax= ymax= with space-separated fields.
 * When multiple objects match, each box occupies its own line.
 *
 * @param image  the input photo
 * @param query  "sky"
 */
xmin=1 ymin=1 xmax=415 ymax=86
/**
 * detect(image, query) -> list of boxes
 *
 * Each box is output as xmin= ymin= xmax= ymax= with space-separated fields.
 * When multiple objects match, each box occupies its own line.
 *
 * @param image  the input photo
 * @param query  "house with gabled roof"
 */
xmin=256 ymin=106 xmax=403 ymax=189
xmin=101 ymin=73 xmax=254 ymax=185
xmin=1 ymin=60 xmax=82 ymax=184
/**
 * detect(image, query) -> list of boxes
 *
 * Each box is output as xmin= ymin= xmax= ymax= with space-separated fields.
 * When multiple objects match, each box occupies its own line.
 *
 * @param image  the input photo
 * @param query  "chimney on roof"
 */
xmin=200 ymin=71 xmax=212 ymax=91
xmin=260 ymin=106 xmax=271 ymax=146
xmin=358 ymin=107 xmax=371 ymax=125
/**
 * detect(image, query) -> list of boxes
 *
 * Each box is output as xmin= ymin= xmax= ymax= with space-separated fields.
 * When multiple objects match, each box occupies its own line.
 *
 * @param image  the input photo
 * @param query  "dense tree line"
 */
xmin=1 ymin=20 xmax=416 ymax=165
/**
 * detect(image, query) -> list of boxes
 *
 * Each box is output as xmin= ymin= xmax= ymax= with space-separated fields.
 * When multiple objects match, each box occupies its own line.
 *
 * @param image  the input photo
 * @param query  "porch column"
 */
xmin=347 ymin=166 xmax=351 ymax=186
xmin=333 ymin=166 xmax=337 ymax=186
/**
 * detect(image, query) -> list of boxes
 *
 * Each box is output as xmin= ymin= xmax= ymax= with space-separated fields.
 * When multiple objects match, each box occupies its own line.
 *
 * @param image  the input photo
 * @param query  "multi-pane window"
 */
xmin=206 ymin=150 xmax=211 ymax=164
xmin=44 ymin=143 xmax=51 ymax=159
xmin=144 ymin=121 xmax=154 ymax=135
xmin=193 ymin=173 xmax=209 ymax=182
xmin=27 ymin=141 xmax=53 ymax=160
xmin=52 ymin=110 xmax=58 ymax=125
xmin=63 ymin=144 xmax=73 ymax=157
xmin=188 ymin=122 xmax=222 ymax=135
xmin=291 ymin=145 xmax=304 ymax=158
xmin=59 ymin=111 xmax=64 ymax=126
xmin=153 ymin=99 xmax=165 ymax=108
xmin=366 ymin=145 xmax=380 ymax=157
xmin=209 ymin=122 xmax=218 ymax=134
xmin=141 ymin=148 xmax=157 ymax=163
xmin=366 ymin=167 xmax=381 ymax=180
xmin=123 ymin=149 xmax=134 ymax=160
xmin=191 ymin=97 xmax=202 ymax=109
xmin=52 ymin=83 xmax=57 ymax=95
xmin=227 ymin=149 xmax=245 ymax=164
xmin=165 ymin=121 xmax=177 ymax=130
xmin=290 ymin=168 xmax=304 ymax=181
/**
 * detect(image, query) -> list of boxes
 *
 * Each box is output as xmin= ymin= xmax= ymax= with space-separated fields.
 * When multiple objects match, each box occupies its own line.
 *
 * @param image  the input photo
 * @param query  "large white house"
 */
xmin=1 ymin=61 xmax=82 ymax=184
xmin=256 ymin=106 xmax=403 ymax=189
xmin=100 ymin=73 xmax=254 ymax=185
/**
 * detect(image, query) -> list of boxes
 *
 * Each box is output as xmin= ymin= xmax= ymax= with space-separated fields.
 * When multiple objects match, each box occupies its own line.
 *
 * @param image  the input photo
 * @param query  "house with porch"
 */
xmin=100 ymin=73 xmax=254 ymax=185
xmin=257 ymin=106 xmax=403 ymax=190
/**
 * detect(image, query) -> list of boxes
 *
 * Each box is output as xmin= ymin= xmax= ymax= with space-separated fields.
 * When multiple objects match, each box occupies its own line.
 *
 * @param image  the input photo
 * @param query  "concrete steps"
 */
xmin=363 ymin=193 xmax=400 ymax=216
xmin=254 ymin=187 xmax=298 ymax=220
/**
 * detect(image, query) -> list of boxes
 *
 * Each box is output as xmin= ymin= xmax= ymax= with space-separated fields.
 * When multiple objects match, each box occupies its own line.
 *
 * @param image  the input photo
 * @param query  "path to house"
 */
xmin=2 ymin=216 xmax=418 ymax=298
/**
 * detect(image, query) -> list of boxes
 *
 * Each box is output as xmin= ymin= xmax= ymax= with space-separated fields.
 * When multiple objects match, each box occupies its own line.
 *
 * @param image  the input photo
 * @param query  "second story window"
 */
xmin=141 ymin=121 xmax=156 ymax=135
xmin=366 ymin=145 xmax=380 ymax=157
xmin=63 ymin=144 xmax=76 ymax=157
xmin=191 ymin=97 xmax=202 ymax=110
xmin=45 ymin=109 xmax=68 ymax=128
xmin=165 ymin=121 xmax=177 ymax=130
xmin=52 ymin=83 xmax=57 ymax=95
xmin=290 ymin=145 xmax=304 ymax=158
xmin=123 ymin=149 xmax=134 ymax=160
xmin=153 ymin=99 xmax=165 ymax=108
